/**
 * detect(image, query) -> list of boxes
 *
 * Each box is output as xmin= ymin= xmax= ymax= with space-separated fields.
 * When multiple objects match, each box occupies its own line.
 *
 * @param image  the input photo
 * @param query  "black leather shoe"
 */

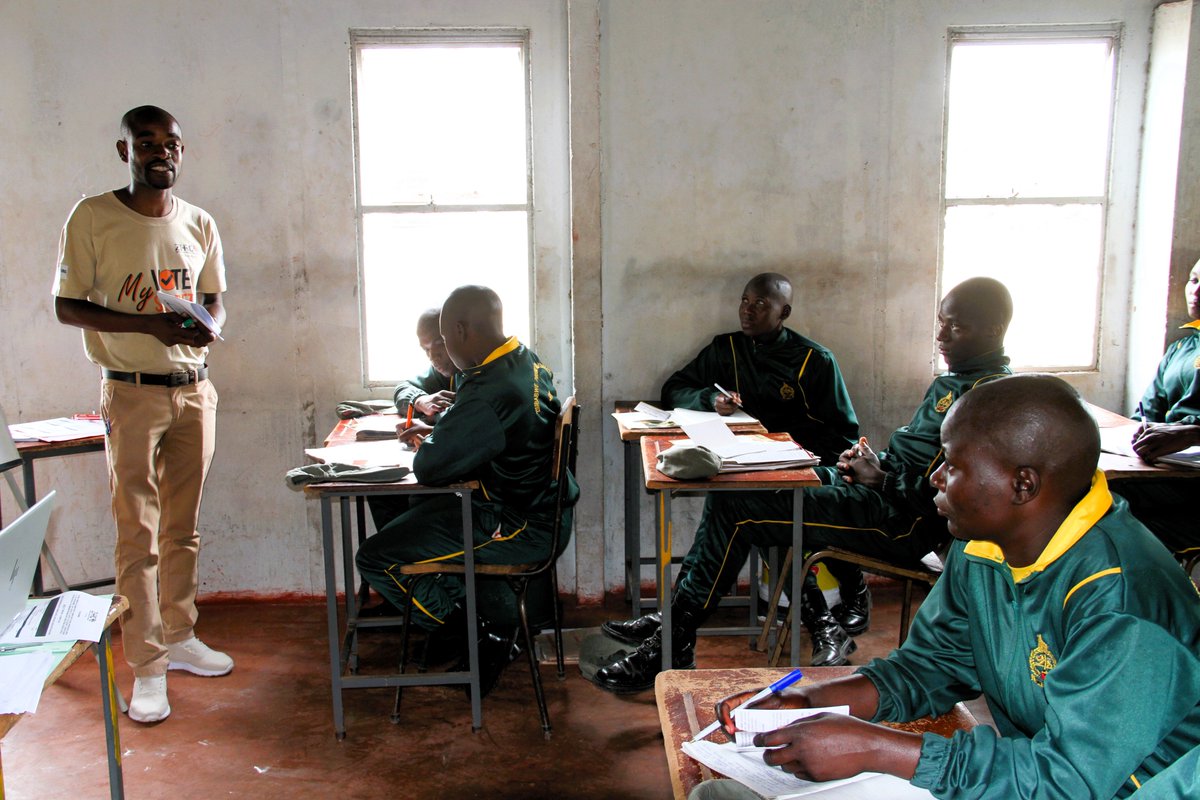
xmin=592 ymin=628 xmax=696 ymax=694
xmin=809 ymin=618 xmax=856 ymax=667
xmin=831 ymin=584 xmax=871 ymax=636
xmin=458 ymin=626 xmax=519 ymax=699
xmin=601 ymin=612 xmax=662 ymax=645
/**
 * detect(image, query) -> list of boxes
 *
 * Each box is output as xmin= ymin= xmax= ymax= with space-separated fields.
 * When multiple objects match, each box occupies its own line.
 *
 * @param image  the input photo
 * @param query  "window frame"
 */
xmin=349 ymin=27 xmax=535 ymax=387
xmin=937 ymin=24 xmax=1123 ymax=373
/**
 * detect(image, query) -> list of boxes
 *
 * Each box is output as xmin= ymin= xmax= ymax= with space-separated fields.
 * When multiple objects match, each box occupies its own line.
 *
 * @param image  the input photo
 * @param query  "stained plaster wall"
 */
xmin=0 ymin=0 xmax=1181 ymax=604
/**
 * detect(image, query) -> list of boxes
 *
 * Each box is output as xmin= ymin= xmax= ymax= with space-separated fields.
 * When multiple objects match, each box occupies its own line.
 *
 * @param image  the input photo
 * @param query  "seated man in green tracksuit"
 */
xmin=624 ymin=272 xmax=864 ymax=657
xmin=595 ymin=277 xmax=1012 ymax=690
xmin=356 ymin=285 xmax=579 ymax=690
xmin=1110 ymin=259 xmax=1200 ymax=559
xmin=365 ymin=307 xmax=460 ymax=534
xmin=692 ymin=375 xmax=1200 ymax=800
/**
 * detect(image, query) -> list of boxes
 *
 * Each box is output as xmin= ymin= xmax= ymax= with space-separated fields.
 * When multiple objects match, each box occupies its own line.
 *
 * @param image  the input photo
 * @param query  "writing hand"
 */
xmin=414 ymin=390 xmax=456 ymax=417
xmin=756 ymin=714 xmax=921 ymax=783
xmin=715 ymin=687 xmax=809 ymax=736
xmin=714 ymin=392 xmax=742 ymax=416
xmin=1131 ymin=423 xmax=1200 ymax=462
xmin=397 ymin=420 xmax=433 ymax=449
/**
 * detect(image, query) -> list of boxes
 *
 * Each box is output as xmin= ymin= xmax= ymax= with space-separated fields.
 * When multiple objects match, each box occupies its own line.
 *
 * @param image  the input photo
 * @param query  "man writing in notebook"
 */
xmin=53 ymin=106 xmax=231 ymax=723
xmin=1110 ymin=258 xmax=1200 ymax=557
xmin=696 ymin=375 xmax=1200 ymax=800
xmin=355 ymin=285 xmax=578 ymax=693
xmin=620 ymin=272 xmax=863 ymax=662
xmin=594 ymin=277 xmax=1012 ymax=690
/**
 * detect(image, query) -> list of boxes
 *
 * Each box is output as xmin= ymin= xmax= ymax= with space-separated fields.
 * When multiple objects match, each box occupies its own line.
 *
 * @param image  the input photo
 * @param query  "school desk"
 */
xmin=304 ymin=420 xmax=483 ymax=738
xmin=655 ymin=666 xmax=979 ymax=800
xmin=0 ymin=595 xmax=127 ymax=799
xmin=613 ymin=401 xmax=767 ymax=617
xmin=1088 ymin=403 xmax=1200 ymax=481
xmin=14 ymin=433 xmax=111 ymax=595
xmin=640 ymin=433 xmax=821 ymax=669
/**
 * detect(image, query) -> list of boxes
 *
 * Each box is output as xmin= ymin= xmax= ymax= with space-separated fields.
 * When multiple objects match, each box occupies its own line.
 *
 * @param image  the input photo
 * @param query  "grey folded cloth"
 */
xmin=656 ymin=443 xmax=721 ymax=480
xmin=285 ymin=462 xmax=411 ymax=490
xmin=335 ymin=399 xmax=398 ymax=419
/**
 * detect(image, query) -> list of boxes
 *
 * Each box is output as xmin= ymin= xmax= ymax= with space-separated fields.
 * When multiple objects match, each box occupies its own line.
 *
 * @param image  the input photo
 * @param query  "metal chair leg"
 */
xmin=515 ymin=580 xmax=551 ymax=737
xmin=392 ymin=581 xmax=418 ymax=724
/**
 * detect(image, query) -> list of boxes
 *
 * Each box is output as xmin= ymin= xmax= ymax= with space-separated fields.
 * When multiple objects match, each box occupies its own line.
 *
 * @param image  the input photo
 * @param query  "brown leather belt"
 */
xmin=102 ymin=366 xmax=208 ymax=387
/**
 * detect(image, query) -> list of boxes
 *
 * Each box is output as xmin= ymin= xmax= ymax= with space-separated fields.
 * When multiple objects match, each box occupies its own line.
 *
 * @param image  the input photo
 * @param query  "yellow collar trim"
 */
xmin=478 ymin=336 xmax=520 ymax=368
xmin=963 ymin=470 xmax=1113 ymax=582
xmin=1182 ymin=320 xmax=1200 ymax=331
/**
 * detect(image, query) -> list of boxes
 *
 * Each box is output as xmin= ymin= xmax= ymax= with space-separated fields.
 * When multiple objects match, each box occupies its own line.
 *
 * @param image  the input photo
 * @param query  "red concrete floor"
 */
xmin=1 ymin=578 xmax=934 ymax=800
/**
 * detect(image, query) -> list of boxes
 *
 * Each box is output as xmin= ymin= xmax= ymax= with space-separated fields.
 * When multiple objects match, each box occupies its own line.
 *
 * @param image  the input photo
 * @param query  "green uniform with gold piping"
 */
xmin=674 ymin=350 xmax=1011 ymax=612
xmin=1111 ymin=322 xmax=1200 ymax=556
xmin=356 ymin=337 xmax=579 ymax=629
xmin=662 ymin=328 xmax=859 ymax=466
xmin=858 ymin=474 xmax=1200 ymax=799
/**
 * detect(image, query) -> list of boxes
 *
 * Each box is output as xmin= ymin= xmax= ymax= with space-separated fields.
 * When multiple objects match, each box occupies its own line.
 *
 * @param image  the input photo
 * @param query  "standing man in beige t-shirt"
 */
xmin=53 ymin=105 xmax=231 ymax=723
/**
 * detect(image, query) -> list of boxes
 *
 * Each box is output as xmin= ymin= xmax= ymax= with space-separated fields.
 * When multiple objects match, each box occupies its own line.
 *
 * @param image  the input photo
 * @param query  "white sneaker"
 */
xmin=128 ymin=675 xmax=171 ymax=723
xmin=167 ymin=637 xmax=234 ymax=677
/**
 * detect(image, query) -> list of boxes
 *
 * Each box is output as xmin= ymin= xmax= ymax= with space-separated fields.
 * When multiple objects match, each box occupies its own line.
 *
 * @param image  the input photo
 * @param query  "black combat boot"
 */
xmin=601 ymin=611 xmax=662 ymax=644
xmin=801 ymin=574 xmax=856 ymax=667
xmin=592 ymin=605 xmax=702 ymax=693
xmin=827 ymin=562 xmax=871 ymax=636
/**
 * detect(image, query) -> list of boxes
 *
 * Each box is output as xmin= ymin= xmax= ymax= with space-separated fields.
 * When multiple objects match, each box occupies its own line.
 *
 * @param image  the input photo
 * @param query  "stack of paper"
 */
xmin=8 ymin=417 xmax=106 ymax=443
xmin=612 ymin=403 xmax=760 ymax=430
xmin=677 ymin=420 xmax=818 ymax=472
xmin=350 ymin=414 xmax=403 ymax=441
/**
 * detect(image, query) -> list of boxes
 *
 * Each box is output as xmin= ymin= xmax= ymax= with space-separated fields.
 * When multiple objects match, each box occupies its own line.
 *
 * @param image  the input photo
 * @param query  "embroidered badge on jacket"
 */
xmin=934 ymin=391 xmax=954 ymax=414
xmin=779 ymin=383 xmax=795 ymax=400
xmin=1029 ymin=634 xmax=1057 ymax=687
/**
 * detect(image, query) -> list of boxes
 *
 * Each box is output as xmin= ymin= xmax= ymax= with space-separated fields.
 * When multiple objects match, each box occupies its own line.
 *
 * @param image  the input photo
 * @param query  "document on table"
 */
xmin=349 ymin=413 xmax=404 ymax=441
xmin=0 ymin=650 xmax=59 ymax=714
xmin=1099 ymin=423 xmax=1200 ymax=468
xmin=0 ymin=592 xmax=113 ymax=645
xmin=682 ymin=705 xmax=933 ymax=798
xmin=304 ymin=440 xmax=416 ymax=469
xmin=676 ymin=420 xmax=819 ymax=471
xmin=612 ymin=404 xmax=760 ymax=430
xmin=8 ymin=417 xmax=106 ymax=443
xmin=156 ymin=291 xmax=223 ymax=338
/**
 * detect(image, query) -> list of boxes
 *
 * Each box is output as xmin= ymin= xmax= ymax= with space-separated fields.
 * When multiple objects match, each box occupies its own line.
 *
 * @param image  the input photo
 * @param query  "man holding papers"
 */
xmin=594 ymin=278 xmax=1012 ymax=690
xmin=52 ymin=106 xmax=230 ymax=723
xmin=661 ymin=272 xmax=859 ymax=467
xmin=697 ymin=375 xmax=1200 ymax=800
xmin=1110 ymin=259 xmax=1200 ymax=556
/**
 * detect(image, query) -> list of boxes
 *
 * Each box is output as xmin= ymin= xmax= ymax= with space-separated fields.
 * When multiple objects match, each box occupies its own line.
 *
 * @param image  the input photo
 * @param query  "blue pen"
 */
xmin=690 ymin=668 xmax=804 ymax=742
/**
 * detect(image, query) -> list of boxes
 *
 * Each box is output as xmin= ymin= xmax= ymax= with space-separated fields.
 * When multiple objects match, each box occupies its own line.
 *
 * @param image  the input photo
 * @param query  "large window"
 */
xmin=352 ymin=31 xmax=532 ymax=384
xmin=940 ymin=29 xmax=1118 ymax=370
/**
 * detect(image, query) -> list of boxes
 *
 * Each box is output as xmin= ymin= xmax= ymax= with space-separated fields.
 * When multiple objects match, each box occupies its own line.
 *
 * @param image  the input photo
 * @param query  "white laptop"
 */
xmin=0 ymin=491 xmax=55 ymax=630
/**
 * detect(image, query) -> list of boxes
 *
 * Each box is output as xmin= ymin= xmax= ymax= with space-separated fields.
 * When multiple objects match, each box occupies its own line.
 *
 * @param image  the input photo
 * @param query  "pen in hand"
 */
xmin=404 ymin=405 xmax=414 ymax=430
xmin=690 ymin=668 xmax=804 ymax=742
xmin=714 ymin=383 xmax=742 ymax=408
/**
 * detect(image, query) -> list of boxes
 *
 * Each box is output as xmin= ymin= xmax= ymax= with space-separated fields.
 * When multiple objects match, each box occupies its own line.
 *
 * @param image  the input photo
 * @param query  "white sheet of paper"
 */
xmin=0 ymin=651 xmax=57 ymax=714
xmin=0 ymin=592 xmax=112 ymax=645
xmin=732 ymin=706 xmax=851 ymax=747
xmin=304 ymin=440 xmax=416 ymax=469
xmin=156 ymin=291 xmax=223 ymax=338
xmin=669 ymin=407 xmax=757 ymax=426
xmin=1098 ymin=423 xmax=1140 ymax=458
xmin=8 ymin=417 xmax=106 ymax=443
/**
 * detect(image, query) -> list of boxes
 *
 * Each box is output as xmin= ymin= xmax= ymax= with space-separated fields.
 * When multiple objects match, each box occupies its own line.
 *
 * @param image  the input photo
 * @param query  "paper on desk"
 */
xmin=305 ymin=440 xmax=416 ymax=469
xmin=8 ymin=417 xmax=106 ymax=443
xmin=612 ymin=406 xmax=759 ymax=430
xmin=0 ymin=651 xmax=57 ymax=714
xmin=156 ymin=291 xmax=223 ymax=338
xmin=1099 ymin=424 xmax=1140 ymax=458
xmin=0 ymin=592 xmax=112 ymax=645
xmin=731 ymin=706 xmax=850 ymax=747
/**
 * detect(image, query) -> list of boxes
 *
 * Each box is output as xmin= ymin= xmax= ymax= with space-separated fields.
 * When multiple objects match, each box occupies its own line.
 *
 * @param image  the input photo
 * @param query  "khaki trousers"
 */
xmin=101 ymin=378 xmax=218 ymax=676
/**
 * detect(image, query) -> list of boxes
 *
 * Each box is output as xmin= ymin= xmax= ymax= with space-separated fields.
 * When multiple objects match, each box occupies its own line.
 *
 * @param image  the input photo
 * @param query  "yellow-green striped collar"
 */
xmin=963 ymin=470 xmax=1113 ymax=583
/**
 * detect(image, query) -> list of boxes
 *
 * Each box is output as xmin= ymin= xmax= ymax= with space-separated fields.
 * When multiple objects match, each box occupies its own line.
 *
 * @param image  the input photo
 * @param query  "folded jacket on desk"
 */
xmin=285 ymin=462 xmax=411 ymax=490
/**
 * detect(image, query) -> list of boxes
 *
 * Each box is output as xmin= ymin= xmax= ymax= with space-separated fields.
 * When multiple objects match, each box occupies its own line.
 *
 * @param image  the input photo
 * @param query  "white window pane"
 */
xmin=945 ymin=41 xmax=1113 ymax=199
xmin=942 ymin=204 xmax=1102 ymax=369
xmin=362 ymin=211 xmax=531 ymax=381
xmin=357 ymin=45 xmax=528 ymax=206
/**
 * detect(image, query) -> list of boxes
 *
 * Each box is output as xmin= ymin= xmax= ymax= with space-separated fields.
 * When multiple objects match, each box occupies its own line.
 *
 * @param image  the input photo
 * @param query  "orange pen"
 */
xmin=404 ymin=405 xmax=414 ymax=430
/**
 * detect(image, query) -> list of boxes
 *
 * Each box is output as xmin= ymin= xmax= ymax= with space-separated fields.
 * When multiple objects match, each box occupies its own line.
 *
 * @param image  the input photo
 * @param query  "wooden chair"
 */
xmin=393 ymin=397 xmax=579 ymax=736
xmin=757 ymin=546 xmax=942 ymax=666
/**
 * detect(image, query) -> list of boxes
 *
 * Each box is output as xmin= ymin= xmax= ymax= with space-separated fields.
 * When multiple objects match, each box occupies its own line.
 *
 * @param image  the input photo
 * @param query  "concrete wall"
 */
xmin=0 ymin=0 xmax=1180 ymax=602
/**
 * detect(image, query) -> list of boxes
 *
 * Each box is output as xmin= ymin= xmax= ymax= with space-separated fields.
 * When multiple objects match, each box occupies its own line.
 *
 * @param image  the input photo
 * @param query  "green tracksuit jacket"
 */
xmin=661 ymin=328 xmax=859 ymax=465
xmin=392 ymin=365 xmax=457 ymax=419
xmin=859 ymin=474 xmax=1200 ymax=799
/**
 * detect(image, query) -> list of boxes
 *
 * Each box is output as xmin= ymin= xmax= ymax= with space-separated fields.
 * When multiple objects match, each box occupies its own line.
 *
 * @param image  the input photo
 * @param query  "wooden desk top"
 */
xmin=1087 ymin=403 xmax=1200 ymax=481
xmin=303 ymin=421 xmax=477 ymax=496
xmin=14 ymin=435 xmax=106 ymax=457
xmin=612 ymin=400 xmax=767 ymax=442
xmin=655 ymin=666 xmax=978 ymax=800
xmin=0 ymin=595 xmax=128 ymax=739
xmin=640 ymin=434 xmax=821 ymax=491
